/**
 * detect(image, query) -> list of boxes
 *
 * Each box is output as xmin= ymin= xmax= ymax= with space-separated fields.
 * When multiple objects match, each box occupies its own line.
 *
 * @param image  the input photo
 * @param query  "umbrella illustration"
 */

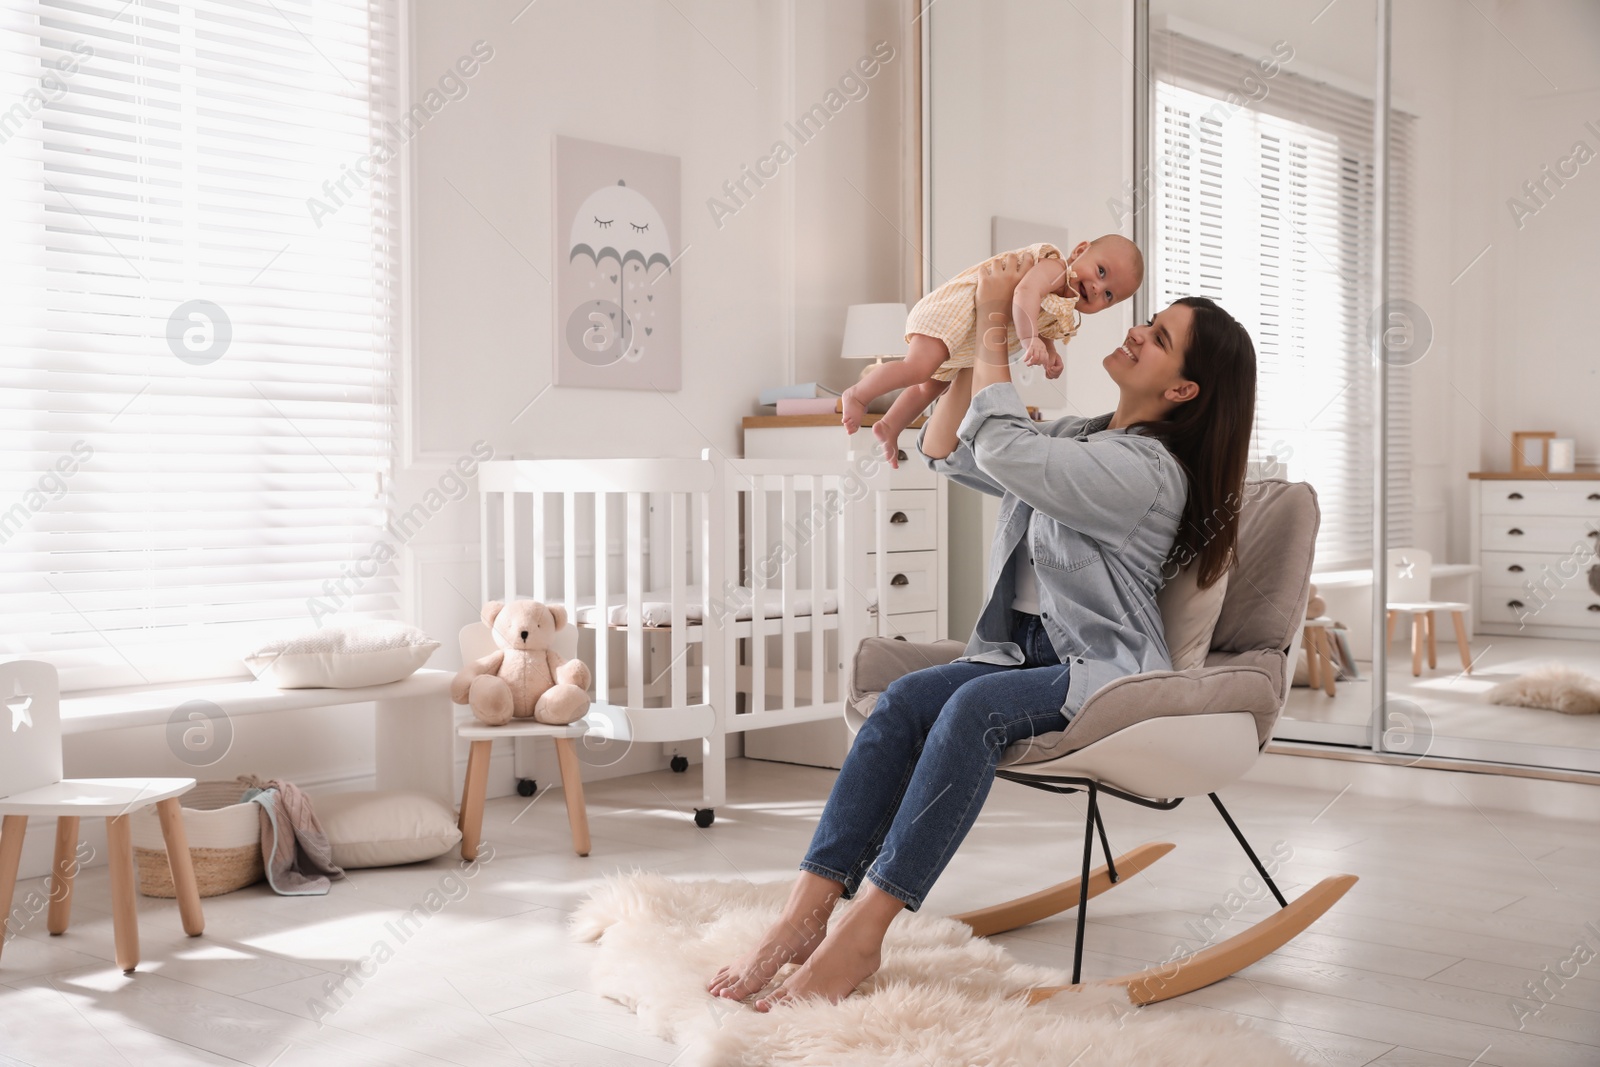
xmin=569 ymin=179 xmax=673 ymax=311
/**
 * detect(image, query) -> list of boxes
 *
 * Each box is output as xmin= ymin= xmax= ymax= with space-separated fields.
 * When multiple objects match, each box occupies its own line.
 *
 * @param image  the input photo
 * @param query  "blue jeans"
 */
xmin=800 ymin=611 xmax=1071 ymax=910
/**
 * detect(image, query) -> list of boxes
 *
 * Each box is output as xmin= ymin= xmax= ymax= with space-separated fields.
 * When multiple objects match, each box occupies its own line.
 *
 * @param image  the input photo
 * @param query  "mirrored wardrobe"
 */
xmin=924 ymin=0 xmax=1598 ymax=778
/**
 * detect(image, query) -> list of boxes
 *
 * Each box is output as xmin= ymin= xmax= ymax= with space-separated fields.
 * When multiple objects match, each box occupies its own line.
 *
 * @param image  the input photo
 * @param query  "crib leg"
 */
xmin=697 ymin=730 xmax=726 ymax=826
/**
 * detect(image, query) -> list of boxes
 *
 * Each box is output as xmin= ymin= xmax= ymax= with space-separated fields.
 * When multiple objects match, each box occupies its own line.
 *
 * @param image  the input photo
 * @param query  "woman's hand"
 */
xmin=972 ymin=251 xmax=1030 ymax=391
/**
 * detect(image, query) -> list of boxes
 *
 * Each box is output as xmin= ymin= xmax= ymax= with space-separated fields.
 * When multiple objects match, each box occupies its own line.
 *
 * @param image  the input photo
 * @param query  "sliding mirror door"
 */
xmin=1145 ymin=0 xmax=1381 ymax=746
xmin=1380 ymin=1 xmax=1600 ymax=773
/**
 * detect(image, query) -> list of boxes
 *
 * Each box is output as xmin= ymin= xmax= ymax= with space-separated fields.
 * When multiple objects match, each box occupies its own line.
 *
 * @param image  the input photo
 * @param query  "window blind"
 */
xmin=1 ymin=0 xmax=401 ymax=692
xmin=1151 ymin=28 xmax=1414 ymax=569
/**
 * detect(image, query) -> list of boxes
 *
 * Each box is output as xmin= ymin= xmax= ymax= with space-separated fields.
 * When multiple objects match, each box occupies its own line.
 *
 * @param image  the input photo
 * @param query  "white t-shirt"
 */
xmin=1011 ymin=541 xmax=1041 ymax=614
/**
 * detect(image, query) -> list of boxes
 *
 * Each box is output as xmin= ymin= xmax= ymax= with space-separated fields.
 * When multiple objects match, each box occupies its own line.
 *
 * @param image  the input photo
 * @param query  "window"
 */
xmin=1 ymin=0 xmax=402 ymax=691
xmin=1150 ymin=26 xmax=1414 ymax=569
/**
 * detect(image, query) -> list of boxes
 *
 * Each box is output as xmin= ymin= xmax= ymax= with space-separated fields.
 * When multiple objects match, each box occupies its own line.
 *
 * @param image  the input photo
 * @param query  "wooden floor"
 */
xmin=1 ymin=758 xmax=1596 ymax=1065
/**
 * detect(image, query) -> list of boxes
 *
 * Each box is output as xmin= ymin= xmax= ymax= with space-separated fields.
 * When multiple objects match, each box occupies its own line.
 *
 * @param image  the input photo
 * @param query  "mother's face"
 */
xmin=1103 ymin=302 xmax=1199 ymax=410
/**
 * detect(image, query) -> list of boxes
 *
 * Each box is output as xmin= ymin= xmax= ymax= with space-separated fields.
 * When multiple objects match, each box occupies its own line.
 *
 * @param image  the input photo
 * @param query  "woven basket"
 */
xmin=131 ymin=780 xmax=263 ymax=898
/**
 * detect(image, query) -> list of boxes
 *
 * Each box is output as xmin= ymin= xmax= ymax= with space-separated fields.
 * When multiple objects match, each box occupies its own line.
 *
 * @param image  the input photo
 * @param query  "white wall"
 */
xmin=36 ymin=0 xmax=914 ymax=881
xmin=928 ymin=0 xmax=1136 ymax=640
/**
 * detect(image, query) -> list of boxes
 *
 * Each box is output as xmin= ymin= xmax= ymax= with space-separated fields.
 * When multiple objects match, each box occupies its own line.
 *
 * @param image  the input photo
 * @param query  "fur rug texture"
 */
xmin=569 ymin=872 xmax=1310 ymax=1067
xmin=1487 ymin=664 xmax=1600 ymax=715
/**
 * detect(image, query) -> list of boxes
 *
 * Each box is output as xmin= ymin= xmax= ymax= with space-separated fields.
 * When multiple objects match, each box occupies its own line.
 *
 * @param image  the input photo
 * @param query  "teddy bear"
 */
xmin=450 ymin=599 xmax=592 ymax=727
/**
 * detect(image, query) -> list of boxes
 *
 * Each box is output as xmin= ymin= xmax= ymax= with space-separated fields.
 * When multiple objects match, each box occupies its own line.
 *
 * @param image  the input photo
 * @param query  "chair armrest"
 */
xmin=846 ymin=637 xmax=968 ymax=732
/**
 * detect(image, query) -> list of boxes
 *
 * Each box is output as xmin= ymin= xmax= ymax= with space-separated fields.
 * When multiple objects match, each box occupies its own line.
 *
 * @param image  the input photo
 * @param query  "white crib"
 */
xmin=476 ymin=452 xmax=891 ymax=825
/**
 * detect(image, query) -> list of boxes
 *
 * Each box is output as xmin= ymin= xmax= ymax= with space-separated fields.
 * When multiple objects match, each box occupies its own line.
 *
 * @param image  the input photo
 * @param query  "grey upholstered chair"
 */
xmin=846 ymin=479 xmax=1357 ymax=1005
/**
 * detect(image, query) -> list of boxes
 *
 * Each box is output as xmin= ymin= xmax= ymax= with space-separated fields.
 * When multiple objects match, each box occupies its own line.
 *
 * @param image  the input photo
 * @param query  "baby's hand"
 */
xmin=1043 ymin=347 xmax=1064 ymax=379
xmin=1021 ymin=337 xmax=1049 ymax=368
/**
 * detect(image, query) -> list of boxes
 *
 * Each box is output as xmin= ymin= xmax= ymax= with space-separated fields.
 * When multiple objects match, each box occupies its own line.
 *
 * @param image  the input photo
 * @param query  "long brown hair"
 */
xmin=1136 ymin=297 xmax=1257 ymax=589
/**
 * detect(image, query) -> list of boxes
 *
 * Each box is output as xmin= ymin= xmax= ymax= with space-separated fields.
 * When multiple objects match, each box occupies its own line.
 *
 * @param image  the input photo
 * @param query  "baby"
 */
xmin=841 ymin=236 xmax=1144 ymax=465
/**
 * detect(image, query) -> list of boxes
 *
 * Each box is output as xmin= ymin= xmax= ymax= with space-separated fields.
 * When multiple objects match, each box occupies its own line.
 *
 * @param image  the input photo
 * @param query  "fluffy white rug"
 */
xmin=569 ymin=872 xmax=1310 ymax=1067
xmin=1488 ymin=664 xmax=1600 ymax=715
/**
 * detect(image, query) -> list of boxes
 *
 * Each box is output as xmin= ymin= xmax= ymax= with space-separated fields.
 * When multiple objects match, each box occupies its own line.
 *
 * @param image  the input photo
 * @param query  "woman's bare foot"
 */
xmin=840 ymin=387 xmax=869 ymax=434
xmin=707 ymin=873 xmax=841 ymax=1001
xmin=754 ymin=881 xmax=904 ymax=1012
xmin=753 ymin=926 xmax=882 ymax=1011
xmin=871 ymin=418 xmax=904 ymax=468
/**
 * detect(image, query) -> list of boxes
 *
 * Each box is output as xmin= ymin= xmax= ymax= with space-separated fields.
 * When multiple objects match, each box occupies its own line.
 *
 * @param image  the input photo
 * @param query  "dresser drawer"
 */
xmin=870 ymin=550 xmax=940 ymax=615
xmin=880 ymin=610 xmax=942 ymax=644
xmin=873 ymin=490 xmax=938 ymax=553
xmin=1480 ymin=548 xmax=1599 ymax=587
xmin=888 ymin=451 xmax=937 ymax=489
xmin=1480 ymin=590 xmax=1600 ymax=629
xmin=1479 ymin=482 xmax=1600 ymax=518
xmin=1480 ymin=516 xmax=1600 ymax=554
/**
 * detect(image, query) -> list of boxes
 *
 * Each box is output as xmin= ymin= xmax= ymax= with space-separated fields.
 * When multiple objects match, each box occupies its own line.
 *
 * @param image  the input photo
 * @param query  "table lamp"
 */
xmin=840 ymin=303 xmax=908 ymax=379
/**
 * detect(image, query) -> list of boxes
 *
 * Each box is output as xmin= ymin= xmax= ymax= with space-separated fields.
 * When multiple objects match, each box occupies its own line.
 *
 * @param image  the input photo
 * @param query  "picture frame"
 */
xmin=1510 ymin=431 xmax=1556 ymax=473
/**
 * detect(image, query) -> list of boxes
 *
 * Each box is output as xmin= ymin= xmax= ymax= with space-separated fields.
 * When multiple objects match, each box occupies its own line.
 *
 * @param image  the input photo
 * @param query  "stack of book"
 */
xmin=757 ymin=383 xmax=841 ymax=416
xmin=756 ymin=382 xmax=900 ymax=417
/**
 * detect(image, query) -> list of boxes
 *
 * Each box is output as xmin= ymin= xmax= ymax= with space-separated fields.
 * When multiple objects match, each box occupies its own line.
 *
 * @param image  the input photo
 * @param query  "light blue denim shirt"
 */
xmin=915 ymin=381 xmax=1188 ymax=720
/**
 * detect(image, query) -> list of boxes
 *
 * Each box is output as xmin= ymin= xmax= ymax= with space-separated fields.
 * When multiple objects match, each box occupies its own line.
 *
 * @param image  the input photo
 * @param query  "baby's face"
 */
xmin=1067 ymin=241 xmax=1142 ymax=314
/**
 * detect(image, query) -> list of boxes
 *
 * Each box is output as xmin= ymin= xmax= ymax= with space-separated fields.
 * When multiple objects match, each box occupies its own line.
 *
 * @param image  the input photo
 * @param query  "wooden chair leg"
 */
xmin=105 ymin=814 xmax=139 ymax=973
xmin=1318 ymin=629 xmax=1337 ymax=697
xmin=460 ymin=740 xmax=492 ymax=861
xmin=553 ymin=737 xmax=591 ymax=858
xmin=1410 ymin=615 xmax=1423 ymax=676
xmin=156 ymin=799 xmax=204 ymax=937
xmin=1386 ymin=610 xmax=1397 ymax=646
xmin=48 ymin=815 xmax=79 ymax=935
xmin=1425 ymin=611 xmax=1438 ymax=669
xmin=0 ymin=816 xmax=28 ymax=962
xmin=1452 ymin=611 xmax=1473 ymax=674
xmin=1303 ymin=625 xmax=1321 ymax=691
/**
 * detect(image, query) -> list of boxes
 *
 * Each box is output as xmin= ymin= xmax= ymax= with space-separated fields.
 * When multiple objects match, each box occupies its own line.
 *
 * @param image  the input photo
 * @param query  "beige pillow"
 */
xmin=1156 ymin=566 xmax=1230 ymax=671
xmin=245 ymin=621 xmax=439 ymax=689
xmin=316 ymin=790 xmax=462 ymax=868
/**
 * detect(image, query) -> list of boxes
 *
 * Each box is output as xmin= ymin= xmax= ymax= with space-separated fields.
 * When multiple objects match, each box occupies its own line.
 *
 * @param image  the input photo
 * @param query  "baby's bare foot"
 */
xmin=754 ymin=927 xmax=882 ymax=1012
xmin=840 ymin=388 xmax=868 ymax=434
xmin=707 ymin=911 xmax=829 ymax=1002
xmin=872 ymin=420 xmax=901 ymax=469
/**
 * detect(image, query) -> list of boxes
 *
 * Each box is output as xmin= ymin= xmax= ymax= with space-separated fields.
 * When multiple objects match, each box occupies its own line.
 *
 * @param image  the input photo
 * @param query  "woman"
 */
xmin=709 ymin=250 xmax=1258 ymax=1010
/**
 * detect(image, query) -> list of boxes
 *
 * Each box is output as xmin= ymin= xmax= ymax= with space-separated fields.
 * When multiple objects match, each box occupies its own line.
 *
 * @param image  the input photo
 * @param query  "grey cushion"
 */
xmin=848 ymin=480 xmax=1321 ymax=767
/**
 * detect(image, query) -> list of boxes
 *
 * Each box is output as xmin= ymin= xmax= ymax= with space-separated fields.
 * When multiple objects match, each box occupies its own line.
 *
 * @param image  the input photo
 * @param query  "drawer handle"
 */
xmin=889 ymin=511 xmax=909 ymax=524
xmin=1507 ymin=492 xmax=1523 ymax=500
xmin=1590 ymin=493 xmax=1600 ymax=501
xmin=1507 ymin=564 xmax=1524 ymax=573
xmin=1507 ymin=528 xmax=1524 ymax=536
xmin=893 ymin=634 xmax=908 ymax=641
xmin=1590 ymin=605 xmax=1600 ymax=613
xmin=896 ymin=449 xmax=907 ymax=462
xmin=890 ymin=573 xmax=909 ymax=586
xmin=1507 ymin=599 xmax=1525 ymax=609
xmin=1590 ymin=531 xmax=1599 ymax=540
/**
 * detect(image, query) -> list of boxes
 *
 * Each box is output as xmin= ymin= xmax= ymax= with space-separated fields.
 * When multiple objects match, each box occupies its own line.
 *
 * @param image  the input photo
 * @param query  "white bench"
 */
xmin=60 ymin=670 xmax=459 ymax=809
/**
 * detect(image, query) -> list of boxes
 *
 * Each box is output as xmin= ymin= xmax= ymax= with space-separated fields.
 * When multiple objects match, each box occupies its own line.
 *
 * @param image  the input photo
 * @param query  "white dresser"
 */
xmin=1469 ymin=473 xmax=1600 ymax=638
xmin=742 ymin=414 xmax=949 ymax=768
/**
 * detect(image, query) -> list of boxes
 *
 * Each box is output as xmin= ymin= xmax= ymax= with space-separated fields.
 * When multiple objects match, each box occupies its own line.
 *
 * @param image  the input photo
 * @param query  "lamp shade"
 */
xmin=839 ymin=303 xmax=908 ymax=361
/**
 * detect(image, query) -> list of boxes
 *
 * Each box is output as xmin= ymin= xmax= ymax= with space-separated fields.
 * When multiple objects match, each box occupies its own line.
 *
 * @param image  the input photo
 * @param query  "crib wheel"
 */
xmin=670 ymin=755 xmax=689 ymax=773
xmin=694 ymin=808 xmax=715 ymax=828
xmin=516 ymin=778 xmax=537 ymax=797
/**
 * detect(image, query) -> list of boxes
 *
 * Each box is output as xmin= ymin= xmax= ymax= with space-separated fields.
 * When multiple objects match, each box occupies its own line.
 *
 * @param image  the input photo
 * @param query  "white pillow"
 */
xmin=1156 ymin=566 xmax=1230 ymax=671
xmin=245 ymin=621 xmax=439 ymax=689
xmin=316 ymin=790 xmax=463 ymax=868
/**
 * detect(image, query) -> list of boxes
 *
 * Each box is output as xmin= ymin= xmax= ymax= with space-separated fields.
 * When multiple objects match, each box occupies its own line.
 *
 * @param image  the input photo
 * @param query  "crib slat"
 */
xmin=670 ymin=491 xmax=687 ymax=710
xmin=626 ymin=492 xmax=644 ymax=711
xmin=810 ymin=474 xmax=825 ymax=709
xmin=748 ymin=474 xmax=765 ymax=718
xmin=531 ymin=493 xmax=546 ymax=601
xmin=503 ymin=491 xmax=518 ymax=603
xmin=780 ymin=474 xmax=796 ymax=712
xmin=479 ymin=491 xmax=493 ymax=601
xmin=594 ymin=493 xmax=610 ymax=708
xmin=563 ymin=492 xmax=577 ymax=631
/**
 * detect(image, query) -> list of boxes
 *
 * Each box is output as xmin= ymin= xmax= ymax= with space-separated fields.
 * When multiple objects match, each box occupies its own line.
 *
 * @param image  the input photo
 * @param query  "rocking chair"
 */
xmin=846 ymin=479 xmax=1356 ymax=1005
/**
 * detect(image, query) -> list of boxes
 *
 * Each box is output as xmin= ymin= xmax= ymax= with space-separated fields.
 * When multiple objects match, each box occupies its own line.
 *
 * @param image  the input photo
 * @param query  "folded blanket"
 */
xmin=239 ymin=774 xmax=344 ymax=895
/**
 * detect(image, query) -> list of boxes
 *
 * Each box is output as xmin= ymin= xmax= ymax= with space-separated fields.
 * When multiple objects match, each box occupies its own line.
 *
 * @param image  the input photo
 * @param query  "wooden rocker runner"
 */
xmin=847 ymin=480 xmax=1357 ymax=1006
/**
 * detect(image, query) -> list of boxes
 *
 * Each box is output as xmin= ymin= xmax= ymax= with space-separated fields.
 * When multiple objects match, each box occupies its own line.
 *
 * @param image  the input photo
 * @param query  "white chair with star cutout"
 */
xmin=1385 ymin=548 xmax=1474 ymax=677
xmin=0 ymin=660 xmax=205 ymax=973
